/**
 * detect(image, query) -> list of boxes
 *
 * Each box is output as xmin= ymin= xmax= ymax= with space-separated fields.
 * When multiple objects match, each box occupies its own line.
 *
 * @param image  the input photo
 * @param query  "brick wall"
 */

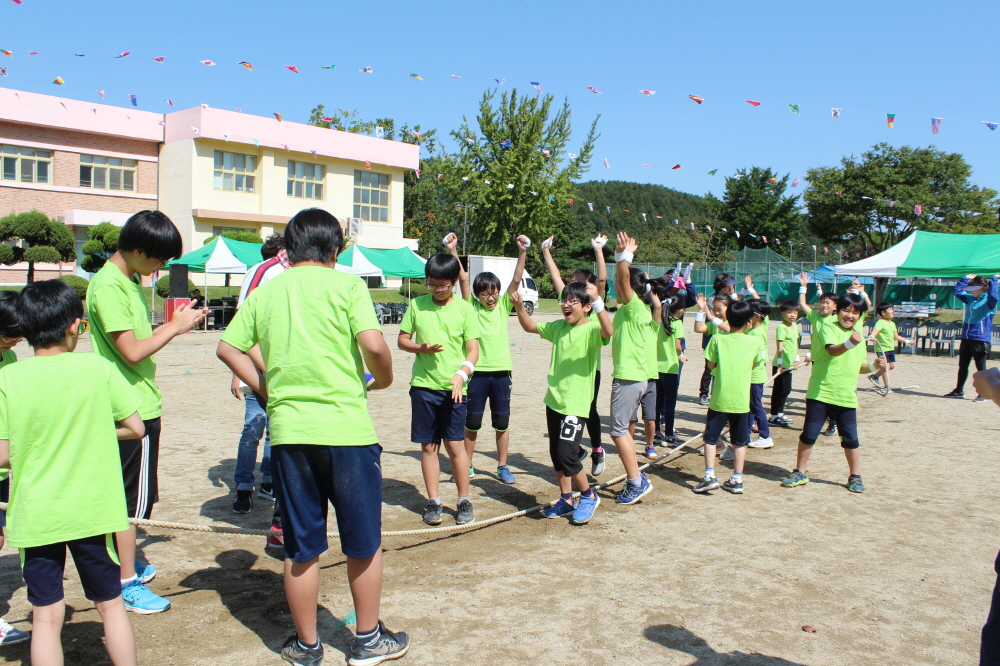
xmin=0 ymin=266 xmax=153 ymax=285
xmin=0 ymin=121 xmax=158 ymax=158
xmin=0 ymin=188 xmax=155 ymax=219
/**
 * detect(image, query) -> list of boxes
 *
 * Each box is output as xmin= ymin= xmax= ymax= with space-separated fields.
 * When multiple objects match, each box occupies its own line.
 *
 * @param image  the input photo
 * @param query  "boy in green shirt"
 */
xmin=513 ymin=281 xmax=612 ymax=525
xmin=781 ymin=293 xmax=884 ymax=493
xmin=1 ymin=280 xmax=144 ymax=665
xmin=218 ymin=208 xmax=408 ymax=666
xmin=867 ymin=302 xmax=912 ymax=393
xmin=797 ymin=272 xmax=845 ymax=437
xmin=694 ymin=300 xmax=765 ymax=495
xmin=746 ymin=299 xmax=773 ymax=449
xmin=448 ymin=233 xmax=529 ymax=485
xmin=769 ymin=301 xmax=801 ymax=427
xmin=655 ymin=295 xmax=687 ymax=446
xmin=86 ymin=210 xmax=205 ymax=615
xmin=399 ymin=252 xmax=480 ymax=527
xmin=629 ymin=288 xmax=662 ymax=460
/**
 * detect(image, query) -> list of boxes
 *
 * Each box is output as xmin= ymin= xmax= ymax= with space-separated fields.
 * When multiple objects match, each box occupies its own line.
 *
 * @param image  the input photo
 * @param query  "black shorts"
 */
xmin=119 ymin=417 xmax=161 ymax=520
xmin=704 ymin=409 xmax=751 ymax=446
xmin=20 ymin=534 xmax=122 ymax=606
xmin=546 ymin=407 xmax=587 ymax=476
xmin=875 ymin=351 xmax=896 ymax=364
xmin=800 ymin=399 xmax=859 ymax=449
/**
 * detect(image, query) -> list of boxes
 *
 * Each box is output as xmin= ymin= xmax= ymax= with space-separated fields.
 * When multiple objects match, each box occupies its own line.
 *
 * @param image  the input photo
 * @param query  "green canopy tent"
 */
xmin=164 ymin=236 xmax=264 ymax=313
xmin=834 ymin=230 xmax=1000 ymax=278
xmin=336 ymin=245 xmax=427 ymax=279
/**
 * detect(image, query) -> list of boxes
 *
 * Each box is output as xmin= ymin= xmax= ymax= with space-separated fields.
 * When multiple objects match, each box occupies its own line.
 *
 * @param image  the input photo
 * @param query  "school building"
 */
xmin=0 ymin=87 xmax=421 ymax=284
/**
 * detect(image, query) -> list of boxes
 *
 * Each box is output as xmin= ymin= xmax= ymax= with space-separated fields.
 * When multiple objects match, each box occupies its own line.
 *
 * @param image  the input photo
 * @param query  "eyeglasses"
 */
xmin=426 ymin=283 xmax=453 ymax=292
xmin=558 ymin=299 xmax=582 ymax=307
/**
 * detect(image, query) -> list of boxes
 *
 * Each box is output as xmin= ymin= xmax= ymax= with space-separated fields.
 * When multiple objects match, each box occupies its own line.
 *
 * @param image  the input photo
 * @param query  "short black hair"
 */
xmin=572 ymin=268 xmax=598 ymax=286
xmin=473 ymin=271 xmax=502 ymax=297
xmin=560 ymin=281 xmax=592 ymax=307
xmin=726 ymin=299 xmax=754 ymax=329
xmin=117 ymin=210 xmax=183 ymax=262
xmin=969 ymin=275 xmax=990 ymax=289
xmin=261 ymin=234 xmax=285 ymax=260
xmin=747 ymin=298 xmax=771 ymax=318
xmin=712 ymin=293 xmax=733 ymax=306
xmin=285 ymin=208 xmax=343 ymax=263
xmin=0 ymin=291 xmax=21 ymax=338
xmin=779 ymin=300 xmax=799 ymax=313
xmin=877 ymin=302 xmax=894 ymax=316
xmin=17 ymin=280 xmax=83 ymax=348
xmin=837 ymin=292 xmax=866 ymax=314
xmin=425 ymin=253 xmax=460 ymax=281
xmin=713 ymin=272 xmax=734 ymax=293
xmin=819 ymin=291 xmax=840 ymax=303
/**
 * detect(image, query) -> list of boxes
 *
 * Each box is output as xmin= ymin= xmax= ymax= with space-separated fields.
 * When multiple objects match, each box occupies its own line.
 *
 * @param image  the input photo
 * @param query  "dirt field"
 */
xmin=0 ymin=316 xmax=994 ymax=665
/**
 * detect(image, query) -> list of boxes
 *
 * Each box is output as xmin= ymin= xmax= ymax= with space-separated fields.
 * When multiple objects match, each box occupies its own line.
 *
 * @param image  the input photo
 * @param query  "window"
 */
xmin=353 ymin=171 xmax=390 ymax=222
xmin=79 ymin=154 xmax=136 ymax=191
xmin=1 ymin=144 xmax=51 ymax=184
xmin=286 ymin=161 xmax=324 ymax=200
xmin=213 ymin=151 xmax=256 ymax=193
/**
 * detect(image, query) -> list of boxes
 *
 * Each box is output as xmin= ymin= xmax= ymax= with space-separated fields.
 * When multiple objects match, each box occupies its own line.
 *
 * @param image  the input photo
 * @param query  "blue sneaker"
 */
xmin=541 ymin=498 xmax=576 ymax=519
xmin=135 ymin=562 xmax=156 ymax=584
xmin=122 ymin=580 xmax=171 ymax=614
xmin=496 ymin=465 xmax=516 ymax=485
xmin=571 ymin=493 xmax=600 ymax=525
xmin=616 ymin=473 xmax=652 ymax=505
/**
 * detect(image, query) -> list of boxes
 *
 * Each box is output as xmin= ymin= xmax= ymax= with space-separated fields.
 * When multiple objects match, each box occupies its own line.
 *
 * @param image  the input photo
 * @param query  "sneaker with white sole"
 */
xmin=722 ymin=477 xmax=744 ymax=494
xmin=748 ymin=436 xmax=773 ymax=449
xmin=496 ymin=465 xmax=516 ymax=484
xmin=591 ymin=449 xmax=606 ymax=476
xmin=720 ymin=445 xmax=735 ymax=462
xmin=0 ymin=618 xmax=29 ymax=646
xmin=281 ymin=634 xmax=324 ymax=666
xmin=541 ymin=498 xmax=576 ymax=519
xmin=768 ymin=414 xmax=792 ymax=427
xmin=693 ymin=476 xmax=720 ymax=493
xmin=644 ymin=445 xmax=658 ymax=459
xmin=232 ymin=489 xmax=253 ymax=514
xmin=615 ymin=473 xmax=652 ymax=505
xmin=822 ymin=421 xmax=838 ymax=437
xmin=348 ymin=621 xmax=410 ymax=666
xmin=456 ymin=499 xmax=474 ymax=525
xmin=135 ymin=561 xmax=156 ymax=584
xmin=867 ymin=374 xmax=882 ymax=388
xmin=259 ymin=483 xmax=276 ymax=501
xmin=422 ymin=502 xmax=443 ymax=526
xmin=122 ymin=579 xmax=171 ymax=614
xmin=571 ymin=493 xmax=600 ymax=525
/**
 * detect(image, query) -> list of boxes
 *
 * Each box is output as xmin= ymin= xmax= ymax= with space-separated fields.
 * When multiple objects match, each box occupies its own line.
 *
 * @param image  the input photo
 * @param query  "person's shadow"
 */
xmin=177 ymin=549 xmax=355 ymax=659
xmin=644 ymin=624 xmax=807 ymax=664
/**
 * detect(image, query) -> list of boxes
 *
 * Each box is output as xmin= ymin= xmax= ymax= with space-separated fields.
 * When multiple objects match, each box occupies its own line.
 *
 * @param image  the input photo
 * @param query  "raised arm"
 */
xmin=507 ymin=235 xmax=530 ymax=297
xmin=955 ymin=275 xmax=974 ymax=304
xmin=511 ymin=290 xmax=538 ymax=334
xmin=586 ymin=281 xmax=614 ymax=339
xmin=826 ymin=329 xmax=863 ymax=357
xmin=541 ymin=237 xmax=566 ymax=296
xmin=592 ymin=234 xmax=609 ymax=297
xmin=693 ymin=293 xmax=710 ymax=334
xmin=615 ymin=232 xmax=638 ymax=305
xmin=854 ymin=279 xmax=872 ymax=311
xmin=650 ymin=286 xmax=662 ymax=325
xmin=989 ymin=275 xmax=999 ymax=310
xmin=444 ymin=233 xmax=470 ymax=301
xmin=798 ymin=272 xmax=813 ymax=313
xmin=743 ymin=274 xmax=760 ymax=300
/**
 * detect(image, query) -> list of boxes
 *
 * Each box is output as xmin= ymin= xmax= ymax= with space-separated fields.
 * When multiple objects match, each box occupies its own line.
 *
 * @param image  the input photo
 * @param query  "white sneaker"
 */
xmin=748 ymin=436 xmax=773 ymax=449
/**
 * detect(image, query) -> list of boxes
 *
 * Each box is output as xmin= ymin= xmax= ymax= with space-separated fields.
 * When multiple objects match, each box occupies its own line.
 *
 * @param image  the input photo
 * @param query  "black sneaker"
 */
xmin=232 ymin=490 xmax=253 ymax=514
xmin=281 ymin=634 xmax=323 ymax=666
xmin=422 ymin=502 xmax=442 ymax=526
xmin=349 ymin=621 xmax=410 ymax=666
xmin=259 ymin=483 xmax=275 ymax=501
xmin=456 ymin=499 xmax=474 ymax=525
xmin=944 ymin=389 xmax=965 ymax=399
xmin=722 ymin=477 xmax=744 ymax=494
xmin=692 ymin=476 xmax=720 ymax=493
xmin=822 ymin=421 xmax=838 ymax=437
xmin=768 ymin=414 xmax=792 ymax=427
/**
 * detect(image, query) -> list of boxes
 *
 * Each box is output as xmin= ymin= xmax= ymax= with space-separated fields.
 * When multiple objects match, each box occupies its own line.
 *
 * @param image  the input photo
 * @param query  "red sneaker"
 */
xmin=266 ymin=523 xmax=283 ymax=549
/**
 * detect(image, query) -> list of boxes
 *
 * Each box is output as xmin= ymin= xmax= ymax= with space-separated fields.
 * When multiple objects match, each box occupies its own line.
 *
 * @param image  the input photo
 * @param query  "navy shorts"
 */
xmin=800 ymin=399 xmax=859 ymax=449
xmin=704 ymin=409 xmax=751 ymax=447
xmin=271 ymin=444 xmax=383 ymax=562
xmin=20 ymin=534 xmax=122 ymax=606
xmin=875 ymin=351 xmax=896 ymax=364
xmin=410 ymin=387 xmax=467 ymax=444
xmin=466 ymin=371 xmax=512 ymax=429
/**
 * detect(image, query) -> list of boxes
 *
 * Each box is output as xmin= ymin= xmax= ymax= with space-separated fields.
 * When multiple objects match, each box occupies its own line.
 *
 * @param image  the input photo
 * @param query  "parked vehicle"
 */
xmin=458 ymin=255 xmax=540 ymax=315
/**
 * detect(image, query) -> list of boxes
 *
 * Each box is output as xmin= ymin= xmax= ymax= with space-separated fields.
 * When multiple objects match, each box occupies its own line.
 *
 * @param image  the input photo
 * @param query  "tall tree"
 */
xmin=0 ymin=210 xmax=76 ymax=282
xmin=805 ymin=143 xmax=999 ymax=254
xmin=705 ymin=167 xmax=803 ymax=255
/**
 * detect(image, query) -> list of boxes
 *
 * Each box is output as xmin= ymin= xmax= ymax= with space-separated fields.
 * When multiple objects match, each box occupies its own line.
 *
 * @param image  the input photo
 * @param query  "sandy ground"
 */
xmin=0 ymin=316 xmax=995 ymax=665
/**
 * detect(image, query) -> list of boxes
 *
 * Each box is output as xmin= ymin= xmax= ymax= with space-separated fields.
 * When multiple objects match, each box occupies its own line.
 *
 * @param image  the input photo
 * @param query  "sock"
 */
xmin=593 ymin=446 xmax=603 ymax=453
xmin=560 ymin=492 xmax=573 ymax=502
xmin=705 ymin=467 xmax=715 ymax=478
xmin=581 ymin=487 xmax=595 ymax=499
xmin=428 ymin=497 xmax=441 ymax=506
xmin=356 ymin=625 xmax=380 ymax=645
xmin=457 ymin=496 xmax=470 ymax=503
xmin=628 ymin=476 xmax=642 ymax=488
xmin=120 ymin=575 xmax=136 ymax=587
xmin=298 ymin=637 xmax=320 ymax=650
xmin=733 ymin=472 xmax=743 ymax=482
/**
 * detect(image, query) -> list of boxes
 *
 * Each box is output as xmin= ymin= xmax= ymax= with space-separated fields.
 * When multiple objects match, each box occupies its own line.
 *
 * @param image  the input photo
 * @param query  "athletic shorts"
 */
xmin=466 ymin=371 xmax=512 ymax=426
xmin=610 ymin=379 xmax=647 ymax=437
xmin=631 ymin=379 xmax=657 ymax=422
xmin=271 ymin=444 xmax=383 ymax=562
xmin=875 ymin=351 xmax=896 ymax=364
xmin=800 ymin=399 xmax=859 ymax=448
xmin=119 ymin=417 xmax=161 ymax=520
xmin=20 ymin=534 xmax=122 ymax=606
xmin=410 ymin=387 xmax=467 ymax=444
xmin=545 ymin=407 xmax=587 ymax=476
xmin=704 ymin=409 xmax=751 ymax=447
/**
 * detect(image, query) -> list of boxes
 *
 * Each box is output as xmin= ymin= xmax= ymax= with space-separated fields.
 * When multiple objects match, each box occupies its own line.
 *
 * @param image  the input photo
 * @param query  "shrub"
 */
xmin=399 ymin=281 xmax=429 ymax=298
xmin=58 ymin=275 xmax=90 ymax=300
xmin=155 ymin=274 xmax=197 ymax=298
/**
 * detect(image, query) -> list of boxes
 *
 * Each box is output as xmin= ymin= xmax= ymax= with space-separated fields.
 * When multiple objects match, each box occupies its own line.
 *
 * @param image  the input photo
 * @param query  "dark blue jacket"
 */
xmin=955 ymin=275 xmax=999 ymax=342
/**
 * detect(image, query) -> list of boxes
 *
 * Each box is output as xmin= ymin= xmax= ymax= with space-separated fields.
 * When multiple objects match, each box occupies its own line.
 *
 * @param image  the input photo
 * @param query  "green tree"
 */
xmin=804 ymin=143 xmax=999 ymax=254
xmin=0 ymin=210 xmax=76 ymax=283
xmin=440 ymin=88 xmax=600 ymax=256
xmin=80 ymin=222 xmax=120 ymax=273
xmin=203 ymin=230 xmax=264 ymax=245
xmin=58 ymin=275 xmax=90 ymax=300
xmin=154 ymin=275 xmax=197 ymax=298
xmin=705 ymin=167 xmax=803 ymax=256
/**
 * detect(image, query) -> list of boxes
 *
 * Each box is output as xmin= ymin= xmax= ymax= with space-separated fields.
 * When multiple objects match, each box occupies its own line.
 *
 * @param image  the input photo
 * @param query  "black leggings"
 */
xmin=957 ymin=339 xmax=989 ymax=392
xmin=699 ymin=360 xmax=713 ymax=398
xmin=585 ymin=370 xmax=603 ymax=447
xmin=770 ymin=366 xmax=793 ymax=415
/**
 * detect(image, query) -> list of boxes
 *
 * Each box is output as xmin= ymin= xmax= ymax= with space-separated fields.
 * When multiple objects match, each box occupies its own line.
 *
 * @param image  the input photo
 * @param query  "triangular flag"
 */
xmin=116 ymin=52 xmax=130 ymax=58
xmin=52 ymin=77 xmax=64 ymax=85
xmin=97 ymin=90 xmax=105 ymax=99
xmin=199 ymin=60 xmax=216 ymax=67
xmin=238 ymin=61 xmax=253 ymax=71
xmin=688 ymin=95 xmax=704 ymax=104
xmin=792 ymin=178 xmax=800 ymax=187
xmin=984 ymin=121 xmax=998 ymax=131
xmin=604 ymin=158 xmax=610 ymax=168
xmin=672 ymin=164 xmax=681 ymax=170
xmin=745 ymin=100 xmax=761 ymax=107
xmin=152 ymin=56 xmax=165 ymax=63
xmin=365 ymin=160 xmax=371 ymax=170
xmin=708 ymin=169 xmax=718 ymax=175
xmin=530 ymin=82 xmax=542 ymax=93
xmin=284 ymin=65 xmax=299 ymax=73
xmin=690 ymin=222 xmax=695 ymax=230
xmin=642 ymin=213 xmax=647 ymax=221
xmin=409 ymin=73 xmax=423 ymax=80
xmin=587 ymin=203 xmax=594 ymax=211
xmin=273 ymin=113 xmax=283 ymax=121
xmin=165 ymin=99 xmax=174 ymax=106
xmin=734 ymin=230 xmax=741 ymax=238
xmin=643 ymin=164 xmax=652 ymax=168
xmin=437 ymin=174 xmax=443 ymax=181
xmin=640 ymin=89 xmax=656 ymax=96
xmin=762 ymin=236 xmax=768 ymax=243
xmin=586 ymin=86 xmax=602 ymax=94
xmin=914 ymin=204 xmax=922 ymax=214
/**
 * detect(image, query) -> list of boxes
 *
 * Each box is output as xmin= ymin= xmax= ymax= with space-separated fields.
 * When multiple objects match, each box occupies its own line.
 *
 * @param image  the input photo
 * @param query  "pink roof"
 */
xmin=164 ymin=106 xmax=419 ymax=170
xmin=0 ymin=87 xmax=164 ymax=142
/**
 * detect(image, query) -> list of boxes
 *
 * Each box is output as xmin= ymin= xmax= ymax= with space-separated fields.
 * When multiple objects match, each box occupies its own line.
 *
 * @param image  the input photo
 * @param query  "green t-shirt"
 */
xmin=748 ymin=324 xmax=769 ymax=384
xmin=537 ymin=319 xmax=609 ymax=416
xmin=0 ymin=353 xmax=139 ymax=548
xmin=873 ymin=319 xmax=897 ymax=353
xmin=807 ymin=319 xmax=867 ymax=408
xmin=773 ymin=322 xmax=799 ymax=369
xmin=704 ymin=331 xmax=765 ymax=414
xmin=643 ymin=321 xmax=659 ymax=379
xmin=468 ymin=293 xmax=512 ymax=372
xmin=401 ymin=295 xmax=480 ymax=393
xmin=806 ymin=308 xmax=828 ymax=356
xmin=87 ymin=262 xmax=161 ymax=419
xmin=657 ymin=318 xmax=684 ymax=375
xmin=612 ymin=296 xmax=652 ymax=381
xmin=222 ymin=267 xmax=382 ymax=446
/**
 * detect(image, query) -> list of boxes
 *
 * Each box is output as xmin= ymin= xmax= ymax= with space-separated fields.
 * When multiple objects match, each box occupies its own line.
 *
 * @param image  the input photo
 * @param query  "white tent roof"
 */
xmin=833 ymin=233 xmax=918 ymax=278
xmin=204 ymin=238 xmax=252 ymax=274
xmin=335 ymin=248 xmax=383 ymax=277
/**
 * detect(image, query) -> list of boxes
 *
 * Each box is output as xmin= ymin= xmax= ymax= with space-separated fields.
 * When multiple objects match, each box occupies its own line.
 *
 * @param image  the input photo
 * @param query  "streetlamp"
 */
xmin=453 ymin=203 xmax=478 ymax=255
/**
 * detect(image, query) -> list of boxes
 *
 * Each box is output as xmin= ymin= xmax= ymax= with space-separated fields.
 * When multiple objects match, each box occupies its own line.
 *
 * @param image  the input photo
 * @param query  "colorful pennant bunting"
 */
xmin=886 ymin=113 xmax=896 ymax=128
xmin=931 ymin=117 xmax=942 ymax=134
xmin=688 ymin=95 xmax=704 ymax=104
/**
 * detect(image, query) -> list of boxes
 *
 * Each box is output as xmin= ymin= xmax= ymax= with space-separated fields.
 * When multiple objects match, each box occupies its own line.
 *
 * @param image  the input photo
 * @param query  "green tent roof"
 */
xmin=338 ymin=245 xmax=426 ymax=278
xmin=835 ymin=230 xmax=1000 ymax=278
xmin=167 ymin=236 xmax=264 ymax=274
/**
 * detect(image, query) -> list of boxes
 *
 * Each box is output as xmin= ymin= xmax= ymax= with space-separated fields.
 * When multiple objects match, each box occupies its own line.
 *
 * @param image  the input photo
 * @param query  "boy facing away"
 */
xmin=218 ymin=208 xmax=408 ymax=666
xmin=745 ymin=299 xmax=773 ymax=449
xmin=1 ymin=280 xmax=145 ymax=666
xmin=768 ymin=300 xmax=801 ymax=427
xmin=867 ymin=302 xmax=912 ymax=394
xmin=86 ymin=210 xmax=206 ymax=614
xmin=693 ymin=300 xmax=765 ymax=495
xmin=399 ymin=252 xmax=480 ymax=526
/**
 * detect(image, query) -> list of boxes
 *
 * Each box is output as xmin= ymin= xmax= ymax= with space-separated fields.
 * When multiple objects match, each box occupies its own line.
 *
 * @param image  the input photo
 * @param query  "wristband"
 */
xmin=694 ymin=312 xmax=705 ymax=322
xmin=541 ymin=238 xmax=552 ymax=250
xmin=645 ymin=283 xmax=652 ymax=294
xmin=594 ymin=236 xmax=608 ymax=247
xmin=795 ymin=355 xmax=801 ymax=363
xmin=461 ymin=360 xmax=475 ymax=374
xmin=711 ymin=317 xmax=723 ymax=327
xmin=591 ymin=298 xmax=605 ymax=314
xmin=799 ymin=286 xmax=808 ymax=294
xmin=454 ymin=370 xmax=469 ymax=383
xmin=844 ymin=338 xmax=857 ymax=350
xmin=776 ymin=358 xmax=783 ymax=367
xmin=614 ymin=250 xmax=634 ymax=264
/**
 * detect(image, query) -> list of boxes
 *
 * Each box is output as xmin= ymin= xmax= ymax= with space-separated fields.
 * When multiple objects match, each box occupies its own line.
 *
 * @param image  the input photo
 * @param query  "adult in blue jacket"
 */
xmin=945 ymin=274 xmax=999 ymax=399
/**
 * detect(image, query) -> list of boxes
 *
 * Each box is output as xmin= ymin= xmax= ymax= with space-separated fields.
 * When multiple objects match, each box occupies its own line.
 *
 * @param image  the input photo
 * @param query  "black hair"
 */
xmin=662 ymin=295 xmax=685 ymax=337
xmin=572 ymin=268 xmax=598 ymax=285
xmin=712 ymin=293 xmax=733 ymax=307
xmin=0 ymin=292 xmax=20 ymax=338
xmin=117 ymin=210 xmax=183 ymax=262
xmin=726 ymin=299 xmax=754 ymax=329
xmin=713 ymin=272 xmax=734 ymax=293
xmin=819 ymin=291 xmax=840 ymax=303
xmin=560 ymin=281 xmax=592 ymax=307
xmin=261 ymin=234 xmax=286 ymax=260
xmin=472 ymin=271 xmax=502 ymax=298
xmin=968 ymin=275 xmax=989 ymax=289
xmin=628 ymin=266 xmax=649 ymax=294
xmin=285 ymin=208 xmax=343 ymax=263
xmin=876 ymin=302 xmax=894 ymax=316
xmin=836 ymin=292 xmax=866 ymax=314
xmin=425 ymin=253 xmax=460 ymax=282
xmin=748 ymin=298 xmax=771 ymax=319
xmin=779 ymin=300 xmax=799 ymax=314
xmin=649 ymin=277 xmax=670 ymax=301
xmin=17 ymin=280 xmax=83 ymax=348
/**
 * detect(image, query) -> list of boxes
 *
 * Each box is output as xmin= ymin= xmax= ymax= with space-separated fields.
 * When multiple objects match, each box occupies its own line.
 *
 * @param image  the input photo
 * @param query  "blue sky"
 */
xmin=2 ymin=0 xmax=997 ymax=198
